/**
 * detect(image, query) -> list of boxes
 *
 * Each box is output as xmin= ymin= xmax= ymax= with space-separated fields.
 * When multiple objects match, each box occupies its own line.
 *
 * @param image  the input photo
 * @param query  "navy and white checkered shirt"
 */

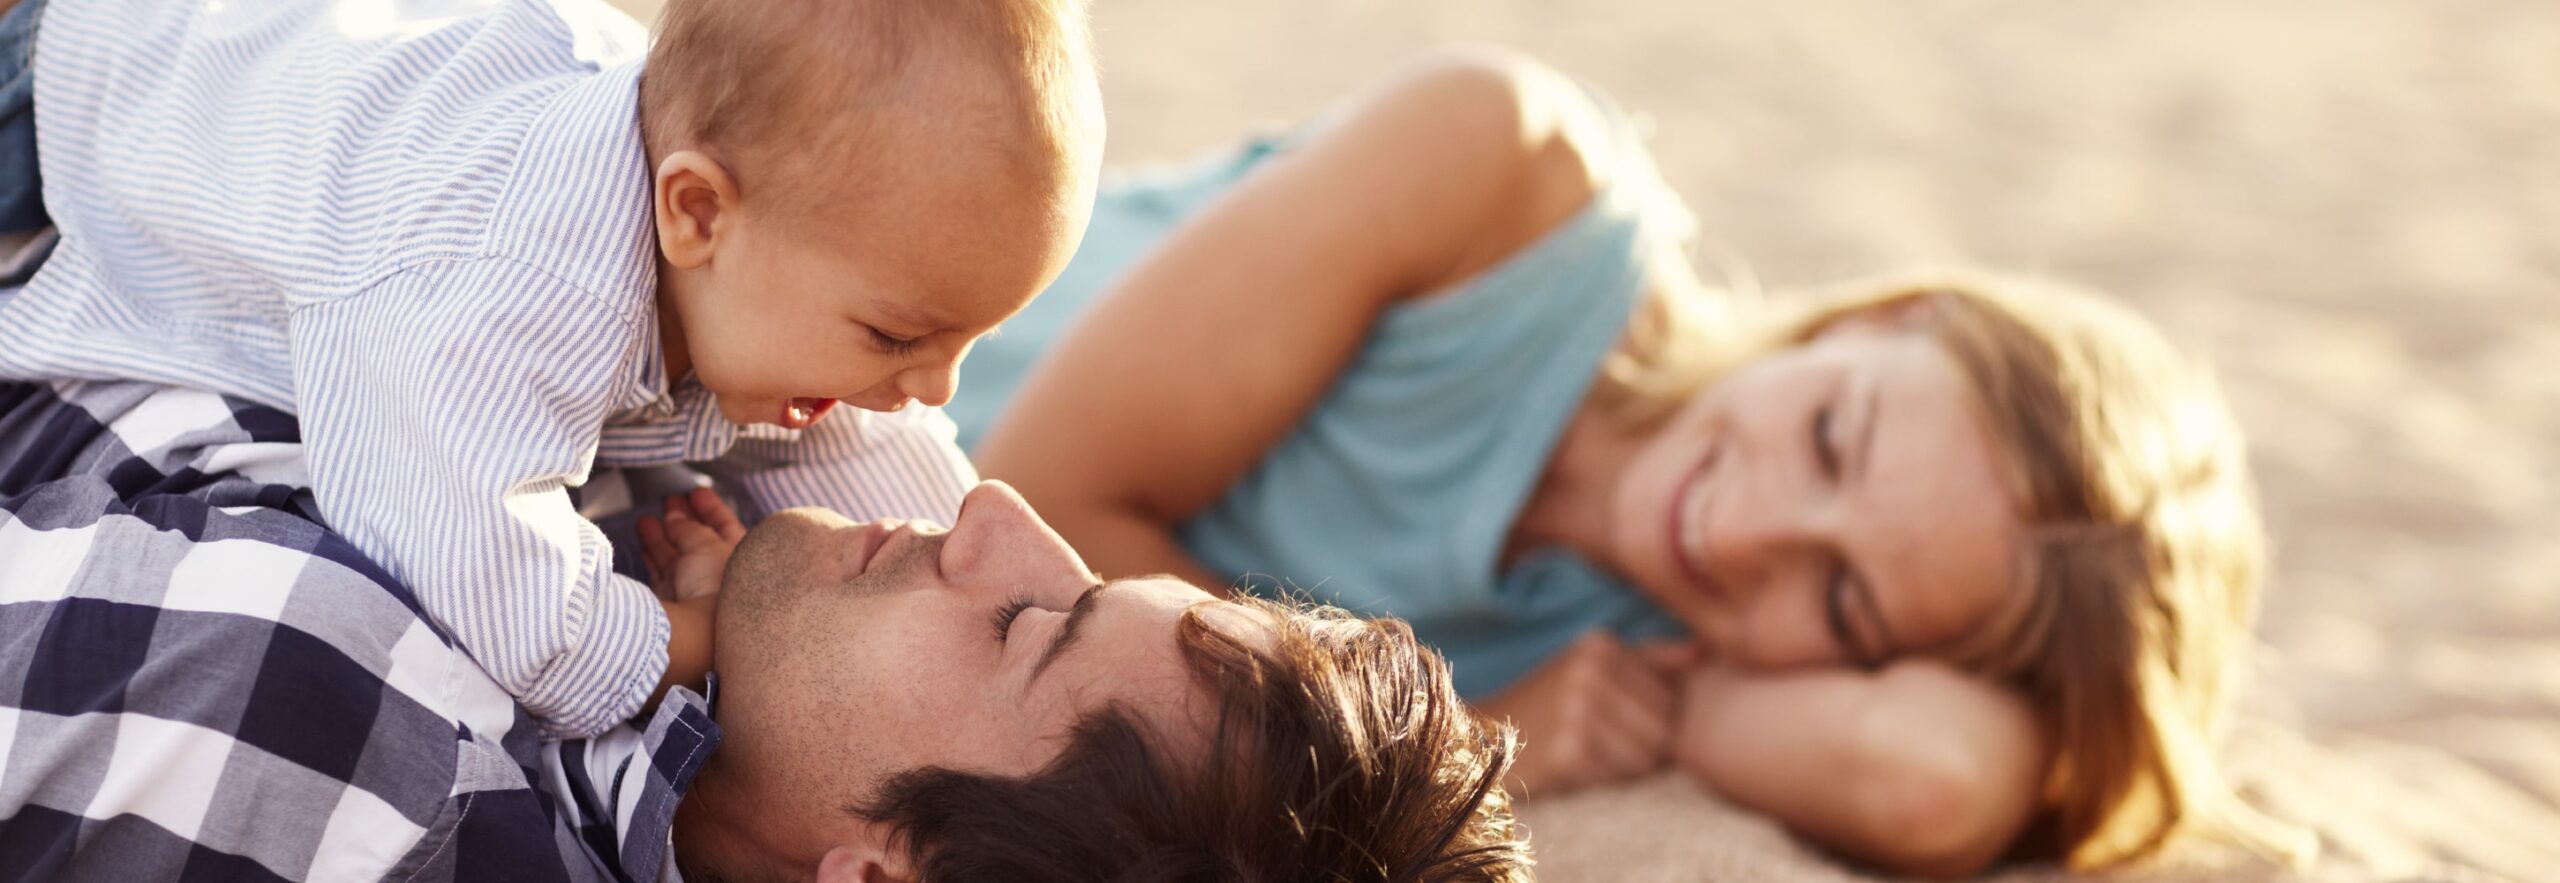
xmin=1 ymin=379 xmax=719 ymax=881
xmin=0 ymin=0 xmax=974 ymax=740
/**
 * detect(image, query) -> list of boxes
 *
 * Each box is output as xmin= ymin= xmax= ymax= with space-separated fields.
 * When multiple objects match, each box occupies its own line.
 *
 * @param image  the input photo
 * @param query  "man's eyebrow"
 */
xmin=1029 ymin=574 xmax=1156 ymax=684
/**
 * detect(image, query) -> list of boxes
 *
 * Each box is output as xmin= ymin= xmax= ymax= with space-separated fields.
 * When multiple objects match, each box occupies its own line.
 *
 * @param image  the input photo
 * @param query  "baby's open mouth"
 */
xmin=783 ymin=397 xmax=837 ymax=428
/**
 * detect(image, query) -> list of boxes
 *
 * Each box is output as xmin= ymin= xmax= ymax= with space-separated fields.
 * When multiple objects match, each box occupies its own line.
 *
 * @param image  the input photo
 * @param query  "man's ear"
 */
xmin=815 ymin=843 xmax=913 ymax=883
xmin=654 ymin=149 xmax=738 ymax=271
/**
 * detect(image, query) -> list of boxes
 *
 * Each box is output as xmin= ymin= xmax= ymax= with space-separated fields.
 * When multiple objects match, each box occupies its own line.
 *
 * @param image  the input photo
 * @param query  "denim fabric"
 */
xmin=0 ymin=0 xmax=46 ymax=234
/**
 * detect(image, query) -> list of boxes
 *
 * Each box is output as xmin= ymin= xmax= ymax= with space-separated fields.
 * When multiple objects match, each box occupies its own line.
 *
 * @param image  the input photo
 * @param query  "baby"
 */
xmin=0 ymin=0 xmax=1103 ymax=738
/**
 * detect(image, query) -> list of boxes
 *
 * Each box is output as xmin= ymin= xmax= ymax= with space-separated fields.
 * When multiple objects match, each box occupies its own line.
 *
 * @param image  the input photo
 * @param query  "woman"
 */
xmin=953 ymin=50 xmax=2294 ymax=877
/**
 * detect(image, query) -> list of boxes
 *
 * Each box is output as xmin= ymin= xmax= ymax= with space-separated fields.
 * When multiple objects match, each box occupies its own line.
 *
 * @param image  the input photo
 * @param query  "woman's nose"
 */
xmin=1698 ymin=462 xmax=1820 ymax=584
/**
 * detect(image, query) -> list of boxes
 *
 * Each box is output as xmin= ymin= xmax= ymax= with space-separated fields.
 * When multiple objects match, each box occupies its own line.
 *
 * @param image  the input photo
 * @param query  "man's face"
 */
xmin=706 ymin=482 xmax=1242 ymax=873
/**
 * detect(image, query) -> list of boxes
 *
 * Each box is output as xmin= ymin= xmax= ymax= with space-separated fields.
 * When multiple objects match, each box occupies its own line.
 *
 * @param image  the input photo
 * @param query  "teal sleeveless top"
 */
xmin=949 ymin=102 xmax=1693 ymax=699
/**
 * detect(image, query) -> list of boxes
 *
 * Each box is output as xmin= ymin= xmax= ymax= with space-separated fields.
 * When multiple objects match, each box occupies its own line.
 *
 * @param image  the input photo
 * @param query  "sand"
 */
xmin=611 ymin=1 xmax=2560 ymax=879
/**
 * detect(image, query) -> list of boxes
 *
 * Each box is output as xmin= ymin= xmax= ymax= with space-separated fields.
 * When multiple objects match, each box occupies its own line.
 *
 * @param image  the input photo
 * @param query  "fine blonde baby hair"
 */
xmin=639 ymin=0 xmax=1096 ymax=214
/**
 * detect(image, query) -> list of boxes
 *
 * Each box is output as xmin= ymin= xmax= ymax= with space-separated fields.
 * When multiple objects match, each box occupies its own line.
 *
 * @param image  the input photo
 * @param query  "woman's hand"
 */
xmin=1478 ymin=630 xmax=1700 ymax=797
xmin=637 ymin=486 xmax=746 ymax=603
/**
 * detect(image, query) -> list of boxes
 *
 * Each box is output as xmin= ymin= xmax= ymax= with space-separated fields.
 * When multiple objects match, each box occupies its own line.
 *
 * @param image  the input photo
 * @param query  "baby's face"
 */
xmin=674 ymin=144 xmax=1095 ymax=429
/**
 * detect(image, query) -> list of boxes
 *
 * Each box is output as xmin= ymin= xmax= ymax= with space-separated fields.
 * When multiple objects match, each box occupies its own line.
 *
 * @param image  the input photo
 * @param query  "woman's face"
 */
xmin=1610 ymin=310 xmax=2028 ymax=670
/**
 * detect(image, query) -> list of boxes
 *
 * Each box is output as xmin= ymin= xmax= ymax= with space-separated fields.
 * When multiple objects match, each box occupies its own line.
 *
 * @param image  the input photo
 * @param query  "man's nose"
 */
xmin=936 ymin=480 xmax=1074 ymax=584
xmin=955 ymin=481 xmax=1036 ymax=528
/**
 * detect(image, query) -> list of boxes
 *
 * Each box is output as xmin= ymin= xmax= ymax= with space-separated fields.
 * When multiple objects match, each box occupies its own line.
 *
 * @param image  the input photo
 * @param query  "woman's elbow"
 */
xmin=1857 ymin=759 xmax=2030 ymax=878
xmin=1850 ymin=670 xmax=2045 ymax=878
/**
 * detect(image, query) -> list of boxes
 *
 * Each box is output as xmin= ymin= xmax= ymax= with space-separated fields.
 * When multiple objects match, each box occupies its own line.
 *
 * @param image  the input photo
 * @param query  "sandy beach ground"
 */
xmin=612 ymin=1 xmax=2558 ymax=879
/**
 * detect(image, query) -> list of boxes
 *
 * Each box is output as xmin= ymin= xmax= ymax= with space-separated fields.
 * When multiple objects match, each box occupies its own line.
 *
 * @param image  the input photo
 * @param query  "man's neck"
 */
xmin=671 ymin=760 xmax=787 ymax=881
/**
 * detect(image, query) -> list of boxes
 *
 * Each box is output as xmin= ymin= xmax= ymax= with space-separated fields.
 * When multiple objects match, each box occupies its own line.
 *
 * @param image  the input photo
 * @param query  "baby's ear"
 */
xmin=653 ymin=149 xmax=738 ymax=270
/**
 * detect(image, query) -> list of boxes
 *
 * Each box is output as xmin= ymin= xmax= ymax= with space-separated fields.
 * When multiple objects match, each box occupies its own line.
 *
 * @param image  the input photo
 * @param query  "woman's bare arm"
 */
xmin=1673 ymin=660 xmax=2047 ymax=879
xmin=976 ymin=49 xmax=1615 ymax=585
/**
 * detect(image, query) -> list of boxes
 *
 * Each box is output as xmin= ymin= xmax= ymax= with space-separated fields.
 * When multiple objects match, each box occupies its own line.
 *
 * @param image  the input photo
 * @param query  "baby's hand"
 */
xmin=637 ymin=486 xmax=746 ymax=603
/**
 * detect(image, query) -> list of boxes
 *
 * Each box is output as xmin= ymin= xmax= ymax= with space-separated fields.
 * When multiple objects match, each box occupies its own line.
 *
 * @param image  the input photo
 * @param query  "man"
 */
xmin=672 ymin=481 xmax=1535 ymax=881
xmin=0 ymin=380 xmax=1531 ymax=881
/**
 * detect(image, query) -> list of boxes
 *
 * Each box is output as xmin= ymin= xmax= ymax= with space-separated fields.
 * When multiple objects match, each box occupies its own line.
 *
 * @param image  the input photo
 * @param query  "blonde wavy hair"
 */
xmin=1597 ymin=263 xmax=2308 ymax=869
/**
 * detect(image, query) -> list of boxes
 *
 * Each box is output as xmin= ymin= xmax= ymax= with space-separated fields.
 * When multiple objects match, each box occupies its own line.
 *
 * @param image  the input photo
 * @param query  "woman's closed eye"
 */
xmin=1811 ymin=400 xmax=1842 ymax=477
xmin=1824 ymin=565 xmax=1886 ymax=668
xmin=1811 ymin=396 xmax=1891 ymax=666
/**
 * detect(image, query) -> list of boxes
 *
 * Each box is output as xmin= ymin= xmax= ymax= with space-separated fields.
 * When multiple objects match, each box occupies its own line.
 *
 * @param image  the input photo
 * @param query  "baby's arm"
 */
xmin=701 ymin=404 xmax=976 ymax=526
xmin=290 ymin=262 xmax=675 ymax=739
xmin=635 ymin=487 xmax=743 ymax=711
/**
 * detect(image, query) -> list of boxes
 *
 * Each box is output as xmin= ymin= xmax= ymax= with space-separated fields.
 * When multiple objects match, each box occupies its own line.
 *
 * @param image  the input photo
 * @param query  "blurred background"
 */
xmin=613 ymin=1 xmax=2559 ymax=879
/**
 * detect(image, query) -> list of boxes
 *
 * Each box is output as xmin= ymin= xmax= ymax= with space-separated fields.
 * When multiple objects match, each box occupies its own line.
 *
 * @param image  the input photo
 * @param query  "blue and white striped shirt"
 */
xmin=0 ymin=0 xmax=974 ymax=739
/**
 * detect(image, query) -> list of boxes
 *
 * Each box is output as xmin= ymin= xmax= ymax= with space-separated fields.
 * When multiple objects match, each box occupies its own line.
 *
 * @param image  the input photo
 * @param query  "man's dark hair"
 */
xmin=857 ymin=595 xmax=1533 ymax=882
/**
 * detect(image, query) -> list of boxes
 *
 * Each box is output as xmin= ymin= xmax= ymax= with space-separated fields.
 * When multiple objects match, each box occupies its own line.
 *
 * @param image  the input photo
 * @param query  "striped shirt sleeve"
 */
xmin=289 ymin=257 xmax=668 ymax=740
xmin=713 ymin=405 xmax=978 ymax=527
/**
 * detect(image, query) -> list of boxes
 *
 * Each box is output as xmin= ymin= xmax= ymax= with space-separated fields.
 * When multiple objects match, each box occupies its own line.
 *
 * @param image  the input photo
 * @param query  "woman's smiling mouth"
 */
xmin=1669 ymin=440 xmax=1728 ymax=604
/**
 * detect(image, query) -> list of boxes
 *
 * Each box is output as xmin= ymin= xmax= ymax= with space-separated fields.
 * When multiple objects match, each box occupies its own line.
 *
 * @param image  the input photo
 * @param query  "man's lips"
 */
xmin=848 ymin=521 xmax=897 ymax=576
xmin=782 ymin=397 xmax=838 ymax=429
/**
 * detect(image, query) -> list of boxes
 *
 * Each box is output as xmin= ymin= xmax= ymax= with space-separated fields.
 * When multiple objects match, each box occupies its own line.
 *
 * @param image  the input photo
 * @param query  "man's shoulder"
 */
xmin=0 ymin=381 xmax=561 ymax=880
xmin=0 ymin=467 xmax=503 ymax=874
